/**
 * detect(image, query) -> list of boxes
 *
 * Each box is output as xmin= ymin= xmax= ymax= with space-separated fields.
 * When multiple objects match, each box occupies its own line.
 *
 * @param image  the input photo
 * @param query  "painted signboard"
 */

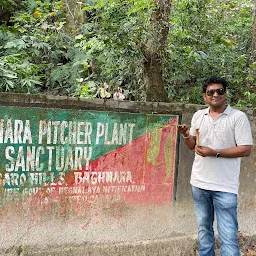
xmin=0 ymin=106 xmax=179 ymax=212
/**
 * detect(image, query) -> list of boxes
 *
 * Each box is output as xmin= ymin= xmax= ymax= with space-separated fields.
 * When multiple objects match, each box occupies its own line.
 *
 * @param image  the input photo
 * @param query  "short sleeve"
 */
xmin=235 ymin=112 xmax=253 ymax=146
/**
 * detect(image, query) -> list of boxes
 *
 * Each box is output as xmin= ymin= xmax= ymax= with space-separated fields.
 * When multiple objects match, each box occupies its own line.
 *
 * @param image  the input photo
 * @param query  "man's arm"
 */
xmin=195 ymin=145 xmax=252 ymax=158
xmin=178 ymin=125 xmax=196 ymax=150
xmin=183 ymin=135 xmax=197 ymax=150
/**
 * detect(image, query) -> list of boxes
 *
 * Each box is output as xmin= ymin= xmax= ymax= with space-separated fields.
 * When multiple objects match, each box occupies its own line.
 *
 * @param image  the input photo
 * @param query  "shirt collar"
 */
xmin=205 ymin=105 xmax=231 ymax=115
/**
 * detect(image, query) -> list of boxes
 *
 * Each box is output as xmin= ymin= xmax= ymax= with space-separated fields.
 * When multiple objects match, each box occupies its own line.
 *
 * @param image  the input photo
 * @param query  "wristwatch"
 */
xmin=216 ymin=149 xmax=220 ymax=158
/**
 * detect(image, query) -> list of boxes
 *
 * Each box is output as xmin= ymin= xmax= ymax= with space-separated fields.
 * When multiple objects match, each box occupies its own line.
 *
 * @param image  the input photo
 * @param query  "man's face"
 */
xmin=203 ymin=83 xmax=226 ymax=108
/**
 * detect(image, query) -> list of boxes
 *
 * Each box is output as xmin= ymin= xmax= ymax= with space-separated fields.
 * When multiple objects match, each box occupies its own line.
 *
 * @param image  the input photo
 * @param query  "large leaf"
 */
xmin=4 ymin=39 xmax=27 ymax=50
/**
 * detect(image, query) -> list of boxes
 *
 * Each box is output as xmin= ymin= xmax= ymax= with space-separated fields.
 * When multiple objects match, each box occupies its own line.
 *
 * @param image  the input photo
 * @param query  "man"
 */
xmin=178 ymin=76 xmax=253 ymax=256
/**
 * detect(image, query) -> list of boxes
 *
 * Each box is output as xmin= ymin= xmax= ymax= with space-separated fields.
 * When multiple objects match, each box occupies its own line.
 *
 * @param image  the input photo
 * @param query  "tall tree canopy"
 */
xmin=0 ymin=0 xmax=255 ymax=106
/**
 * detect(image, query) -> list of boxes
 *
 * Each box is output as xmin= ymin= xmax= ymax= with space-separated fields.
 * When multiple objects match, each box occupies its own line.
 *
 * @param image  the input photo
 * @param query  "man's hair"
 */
xmin=202 ymin=76 xmax=228 ymax=93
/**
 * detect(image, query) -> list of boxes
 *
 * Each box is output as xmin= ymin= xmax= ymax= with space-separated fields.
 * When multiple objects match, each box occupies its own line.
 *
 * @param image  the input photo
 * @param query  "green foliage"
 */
xmin=0 ymin=0 xmax=255 ymax=107
xmin=237 ymin=91 xmax=256 ymax=107
xmin=166 ymin=0 xmax=256 ymax=106
xmin=0 ymin=0 xmax=89 ymax=95
xmin=0 ymin=29 xmax=42 ymax=92
xmin=78 ymin=0 xmax=153 ymax=100
xmin=76 ymin=80 xmax=98 ymax=98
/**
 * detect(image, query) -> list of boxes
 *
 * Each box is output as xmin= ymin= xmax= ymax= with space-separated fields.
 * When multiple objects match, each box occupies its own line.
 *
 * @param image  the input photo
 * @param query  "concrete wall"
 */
xmin=0 ymin=93 xmax=255 ymax=256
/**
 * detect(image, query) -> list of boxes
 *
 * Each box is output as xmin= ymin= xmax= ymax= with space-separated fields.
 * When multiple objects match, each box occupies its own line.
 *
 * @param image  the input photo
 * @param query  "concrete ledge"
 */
xmin=1 ymin=235 xmax=198 ymax=256
xmin=0 ymin=93 xmax=187 ymax=114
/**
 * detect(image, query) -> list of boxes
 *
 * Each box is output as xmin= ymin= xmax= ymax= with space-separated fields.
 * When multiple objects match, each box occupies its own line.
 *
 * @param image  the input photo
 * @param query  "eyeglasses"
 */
xmin=206 ymin=88 xmax=225 ymax=96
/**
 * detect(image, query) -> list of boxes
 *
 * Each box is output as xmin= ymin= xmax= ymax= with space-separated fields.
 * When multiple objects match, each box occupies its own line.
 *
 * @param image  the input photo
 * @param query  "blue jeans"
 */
xmin=192 ymin=186 xmax=240 ymax=256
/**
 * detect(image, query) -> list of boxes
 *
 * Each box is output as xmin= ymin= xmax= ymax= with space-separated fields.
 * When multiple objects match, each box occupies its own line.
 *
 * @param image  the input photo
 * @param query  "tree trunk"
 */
xmin=144 ymin=58 xmax=168 ymax=102
xmin=63 ymin=0 xmax=87 ymax=34
xmin=143 ymin=0 xmax=171 ymax=102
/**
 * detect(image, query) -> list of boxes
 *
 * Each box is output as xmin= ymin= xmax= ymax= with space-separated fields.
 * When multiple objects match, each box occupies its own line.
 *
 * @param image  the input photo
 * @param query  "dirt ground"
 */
xmin=237 ymin=233 xmax=256 ymax=256
xmin=191 ymin=232 xmax=256 ymax=256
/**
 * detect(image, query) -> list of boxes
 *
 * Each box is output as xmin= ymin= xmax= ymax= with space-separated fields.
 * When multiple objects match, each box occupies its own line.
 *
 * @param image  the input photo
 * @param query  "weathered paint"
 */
xmin=0 ymin=95 xmax=255 ymax=254
xmin=0 ymin=106 xmax=179 ymax=212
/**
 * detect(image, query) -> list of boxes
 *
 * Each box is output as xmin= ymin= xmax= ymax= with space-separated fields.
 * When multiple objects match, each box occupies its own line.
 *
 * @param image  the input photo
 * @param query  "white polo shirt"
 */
xmin=189 ymin=105 xmax=253 ymax=194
